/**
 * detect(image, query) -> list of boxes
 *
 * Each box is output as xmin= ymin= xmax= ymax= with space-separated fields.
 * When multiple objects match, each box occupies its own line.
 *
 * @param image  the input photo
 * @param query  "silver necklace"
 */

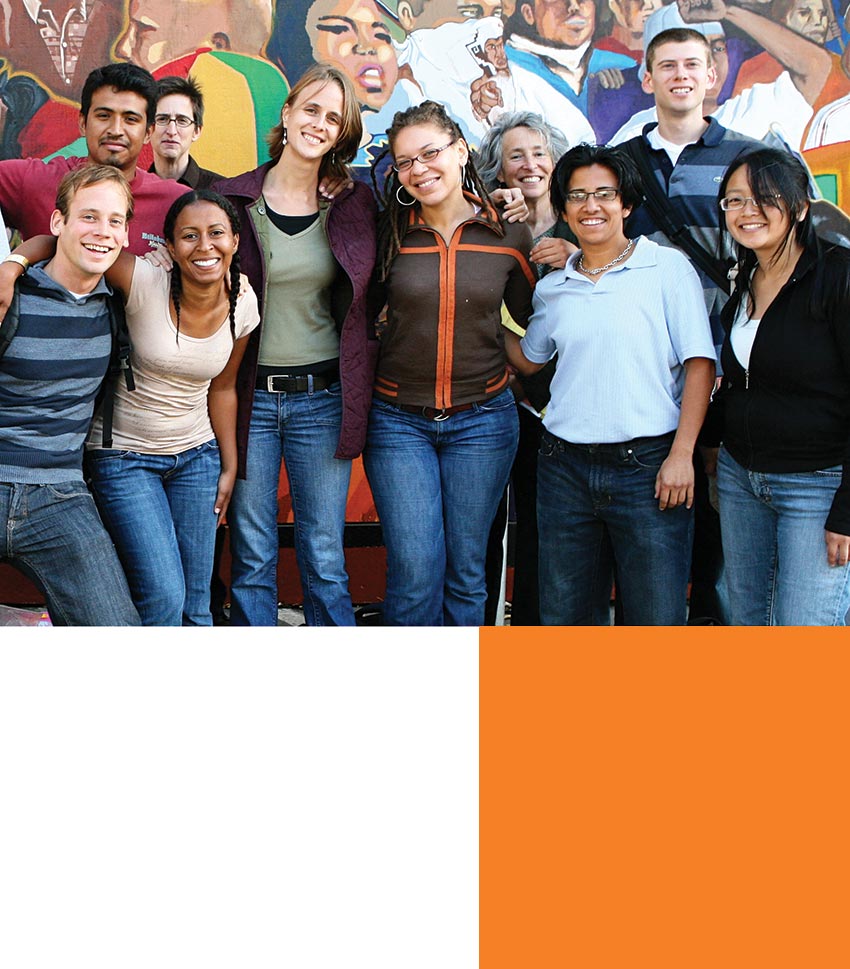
xmin=578 ymin=239 xmax=634 ymax=275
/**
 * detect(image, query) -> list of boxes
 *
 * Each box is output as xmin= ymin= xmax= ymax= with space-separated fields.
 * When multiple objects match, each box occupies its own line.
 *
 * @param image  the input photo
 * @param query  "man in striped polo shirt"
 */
xmin=620 ymin=26 xmax=760 ymax=625
xmin=0 ymin=166 xmax=139 ymax=625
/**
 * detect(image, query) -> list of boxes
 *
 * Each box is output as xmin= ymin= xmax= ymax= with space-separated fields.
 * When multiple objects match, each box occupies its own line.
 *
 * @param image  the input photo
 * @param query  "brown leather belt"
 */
xmin=393 ymin=402 xmax=476 ymax=422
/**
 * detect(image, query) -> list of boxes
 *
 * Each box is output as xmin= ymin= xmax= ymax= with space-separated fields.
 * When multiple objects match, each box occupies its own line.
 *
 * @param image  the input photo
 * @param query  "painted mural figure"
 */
xmin=501 ymin=0 xmax=637 ymax=137
xmin=0 ymin=0 xmax=122 ymax=98
xmin=116 ymin=0 xmax=273 ymax=73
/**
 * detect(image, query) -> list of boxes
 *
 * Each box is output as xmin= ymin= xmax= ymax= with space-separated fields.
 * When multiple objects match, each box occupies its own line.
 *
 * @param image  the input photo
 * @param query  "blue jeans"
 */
xmin=0 ymin=480 xmax=139 ymax=626
xmin=228 ymin=384 xmax=355 ymax=627
xmin=717 ymin=447 xmax=850 ymax=625
xmin=87 ymin=441 xmax=221 ymax=626
xmin=537 ymin=430 xmax=693 ymax=625
xmin=364 ymin=390 xmax=519 ymax=626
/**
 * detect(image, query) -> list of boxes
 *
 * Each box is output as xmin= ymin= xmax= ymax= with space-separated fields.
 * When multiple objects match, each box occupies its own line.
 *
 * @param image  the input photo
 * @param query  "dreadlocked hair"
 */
xmin=372 ymin=100 xmax=496 ymax=281
xmin=163 ymin=189 xmax=243 ymax=343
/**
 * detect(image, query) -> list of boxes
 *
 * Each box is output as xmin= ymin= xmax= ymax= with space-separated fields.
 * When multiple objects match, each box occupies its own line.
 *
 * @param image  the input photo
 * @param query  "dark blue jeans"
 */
xmin=537 ymin=430 xmax=693 ymax=625
xmin=364 ymin=390 xmax=519 ymax=626
xmin=87 ymin=441 xmax=221 ymax=626
xmin=0 ymin=480 xmax=139 ymax=626
xmin=227 ymin=384 xmax=355 ymax=627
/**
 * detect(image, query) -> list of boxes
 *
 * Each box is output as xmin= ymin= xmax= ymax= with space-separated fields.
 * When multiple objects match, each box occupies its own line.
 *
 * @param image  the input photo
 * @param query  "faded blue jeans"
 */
xmin=537 ymin=430 xmax=693 ymax=625
xmin=0 ymin=479 xmax=139 ymax=626
xmin=227 ymin=383 xmax=355 ymax=627
xmin=717 ymin=446 xmax=850 ymax=625
xmin=87 ymin=440 xmax=221 ymax=626
xmin=364 ymin=390 xmax=519 ymax=626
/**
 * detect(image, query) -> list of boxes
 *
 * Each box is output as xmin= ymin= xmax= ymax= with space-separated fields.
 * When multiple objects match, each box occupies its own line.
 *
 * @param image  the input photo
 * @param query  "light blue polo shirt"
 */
xmin=520 ymin=236 xmax=714 ymax=444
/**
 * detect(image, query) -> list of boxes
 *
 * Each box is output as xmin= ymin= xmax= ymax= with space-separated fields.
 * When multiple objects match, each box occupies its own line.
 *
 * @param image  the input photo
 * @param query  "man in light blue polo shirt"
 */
xmin=506 ymin=144 xmax=715 ymax=625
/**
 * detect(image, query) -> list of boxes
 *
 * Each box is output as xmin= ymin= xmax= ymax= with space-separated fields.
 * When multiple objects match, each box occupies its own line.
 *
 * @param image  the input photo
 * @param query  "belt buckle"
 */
xmin=267 ymin=375 xmax=284 ymax=393
xmin=426 ymin=407 xmax=450 ymax=422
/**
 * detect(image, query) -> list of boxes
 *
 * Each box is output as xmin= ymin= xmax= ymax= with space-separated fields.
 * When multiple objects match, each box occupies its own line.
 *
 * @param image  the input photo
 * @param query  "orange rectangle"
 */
xmin=481 ymin=628 xmax=850 ymax=968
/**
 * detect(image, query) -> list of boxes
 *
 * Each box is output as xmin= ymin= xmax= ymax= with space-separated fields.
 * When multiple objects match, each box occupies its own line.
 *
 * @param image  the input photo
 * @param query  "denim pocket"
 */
xmin=87 ymin=448 xmax=134 ymax=462
xmin=626 ymin=441 xmax=670 ymax=471
xmin=322 ymin=381 xmax=343 ymax=398
xmin=476 ymin=389 xmax=516 ymax=412
xmin=45 ymin=480 xmax=92 ymax=502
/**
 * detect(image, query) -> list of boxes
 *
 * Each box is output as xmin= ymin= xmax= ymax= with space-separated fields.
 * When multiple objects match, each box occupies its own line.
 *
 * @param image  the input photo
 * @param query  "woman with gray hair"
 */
xmin=476 ymin=112 xmax=573 ymax=269
xmin=477 ymin=111 xmax=575 ymax=625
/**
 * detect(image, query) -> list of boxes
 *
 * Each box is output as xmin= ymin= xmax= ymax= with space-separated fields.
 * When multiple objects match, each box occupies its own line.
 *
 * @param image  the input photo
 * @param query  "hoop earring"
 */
xmin=460 ymin=163 xmax=467 ymax=187
xmin=396 ymin=184 xmax=415 ymax=207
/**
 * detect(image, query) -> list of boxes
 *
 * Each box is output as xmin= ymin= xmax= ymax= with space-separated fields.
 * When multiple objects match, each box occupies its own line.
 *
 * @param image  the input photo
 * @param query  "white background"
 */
xmin=0 ymin=630 xmax=478 ymax=968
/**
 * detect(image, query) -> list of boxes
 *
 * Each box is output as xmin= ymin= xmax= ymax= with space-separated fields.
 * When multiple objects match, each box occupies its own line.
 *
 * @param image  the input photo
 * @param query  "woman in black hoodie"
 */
xmin=712 ymin=147 xmax=850 ymax=625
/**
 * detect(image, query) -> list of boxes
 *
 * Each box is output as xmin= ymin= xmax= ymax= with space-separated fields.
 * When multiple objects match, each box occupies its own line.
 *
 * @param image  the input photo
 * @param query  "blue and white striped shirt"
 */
xmin=0 ymin=264 xmax=113 ymax=484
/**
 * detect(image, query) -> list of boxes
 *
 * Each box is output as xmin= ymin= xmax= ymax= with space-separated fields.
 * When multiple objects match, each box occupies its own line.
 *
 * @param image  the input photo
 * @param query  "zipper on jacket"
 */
xmin=745 ymin=368 xmax=749 ymax=390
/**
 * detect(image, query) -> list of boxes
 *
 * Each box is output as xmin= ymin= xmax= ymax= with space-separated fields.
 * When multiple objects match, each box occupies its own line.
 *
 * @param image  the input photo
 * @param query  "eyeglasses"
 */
xmin=719 ymin=194 xmax=782 ymax=211
xmin=565 ymin=188 xmax=620 ymax=204
xmin=154 ymin=113 xmax=195 ymax=128
xmin=393 ymin=141 xmax=456 ymax=174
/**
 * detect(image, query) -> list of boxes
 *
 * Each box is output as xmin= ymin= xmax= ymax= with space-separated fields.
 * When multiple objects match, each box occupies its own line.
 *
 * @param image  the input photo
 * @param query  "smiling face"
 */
xmin=50 ymin=181 xmax=130 ymax=292
xmin=722 ymin=165 xmax=795 ymax=262
xmin=498 ymin=126 xmax=554 ymax=202
xmin=309 ymin=0 xmax=399 ymax=110
xmin=642 ymin=39 xmax=717 ymax=118
xmin=166 ymin=200 xmax=239 ymax=288
xmin=282 ymin=79 xmax=345 ymax=163
xmin=151 ymin=93 xmax=200 ymax=167
xmin=393 ymin=122 xmax=468 ymax=210
xmin=521 ymin=0 xmax=596 ymax=50
xmin=563 ymin=163 xmax=631 ymax=250
xmin=80 ymin=87 xmax=152 ymax=176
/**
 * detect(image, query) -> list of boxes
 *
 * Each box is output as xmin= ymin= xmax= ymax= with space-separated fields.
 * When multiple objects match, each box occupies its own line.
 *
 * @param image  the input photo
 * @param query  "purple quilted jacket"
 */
xmin=213 ymin=163 xmax=378 ymax=474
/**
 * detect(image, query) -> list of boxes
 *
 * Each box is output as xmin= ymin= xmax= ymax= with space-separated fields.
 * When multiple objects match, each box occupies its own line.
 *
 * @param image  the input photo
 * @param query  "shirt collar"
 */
xmin=560 ymin=234 xmax=655 ymax=283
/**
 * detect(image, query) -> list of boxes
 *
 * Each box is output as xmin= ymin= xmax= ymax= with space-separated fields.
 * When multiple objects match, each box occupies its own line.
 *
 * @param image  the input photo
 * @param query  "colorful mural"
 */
xmin=0 ymin=0 xmax=847 ymax=194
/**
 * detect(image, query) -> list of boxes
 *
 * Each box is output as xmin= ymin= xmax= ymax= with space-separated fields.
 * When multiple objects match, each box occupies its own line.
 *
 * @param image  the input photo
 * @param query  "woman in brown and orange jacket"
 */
xmin=366 ymin=101 xmax=536 ymax=626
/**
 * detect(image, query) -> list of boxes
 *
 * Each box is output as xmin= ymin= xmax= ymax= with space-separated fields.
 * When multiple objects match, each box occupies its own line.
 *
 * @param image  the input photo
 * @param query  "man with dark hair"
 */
xmin=148 ymin=76 xmax=222 ymax=189
xmin=0 ymin=166 xmax=140 ymax=625
xmin=0 ymin=62 xmax=188 ymax=254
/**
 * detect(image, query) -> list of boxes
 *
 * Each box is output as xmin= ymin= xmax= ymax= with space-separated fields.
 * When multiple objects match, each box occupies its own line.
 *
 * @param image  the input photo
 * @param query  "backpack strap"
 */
xmin=622 ymin=137 xmax=732 ymax=295
xmin=98 ymin=292 xmax=135 ymax=448
xmin=0 ymin=287 xmax=21 ymax=360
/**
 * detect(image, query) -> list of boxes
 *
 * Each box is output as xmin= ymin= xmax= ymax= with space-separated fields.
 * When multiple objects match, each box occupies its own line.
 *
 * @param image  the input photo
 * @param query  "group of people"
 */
xmin=1 ymin=25 xmax=849 ymax=628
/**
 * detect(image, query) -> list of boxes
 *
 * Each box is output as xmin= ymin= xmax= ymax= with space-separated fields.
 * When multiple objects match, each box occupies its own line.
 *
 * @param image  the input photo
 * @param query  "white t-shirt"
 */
xmin=87 ymin=258 xmax=260 ymax=454
xmin=804 ymin=91 xmax=850 ymax=149
xmin=730 ymin=299 xmax=761 ymax=370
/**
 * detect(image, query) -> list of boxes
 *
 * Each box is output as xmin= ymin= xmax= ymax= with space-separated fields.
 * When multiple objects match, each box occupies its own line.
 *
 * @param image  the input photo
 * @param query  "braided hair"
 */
xmin=371 ymin=101 xmax=496 ymax=281
xmin=163 ymin=189 xmax=242 ymax=343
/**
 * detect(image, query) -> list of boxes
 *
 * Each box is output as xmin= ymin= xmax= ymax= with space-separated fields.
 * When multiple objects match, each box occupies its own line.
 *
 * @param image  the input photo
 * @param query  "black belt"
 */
xmin=543 ymin=429 xmax=676 ymax=453
xmin=257 ymin=370 xmax=338 ymax=393
xmin=393 ymin=402 xmax=476 ymax=421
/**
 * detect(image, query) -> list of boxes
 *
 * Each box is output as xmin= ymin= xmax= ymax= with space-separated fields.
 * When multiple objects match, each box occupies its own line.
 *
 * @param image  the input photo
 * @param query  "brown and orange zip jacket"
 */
xmin=374 ymin=199 xmax=536 ymax=410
